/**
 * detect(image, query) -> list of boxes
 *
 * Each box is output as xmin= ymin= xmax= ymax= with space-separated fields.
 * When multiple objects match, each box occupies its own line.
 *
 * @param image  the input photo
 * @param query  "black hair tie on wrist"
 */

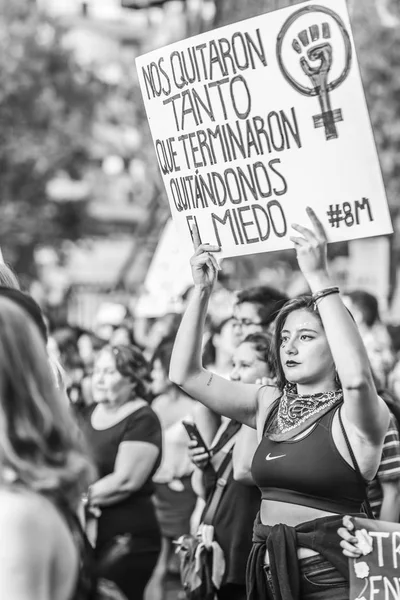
xmin=312 ymin=286 xmax=340 ymax=310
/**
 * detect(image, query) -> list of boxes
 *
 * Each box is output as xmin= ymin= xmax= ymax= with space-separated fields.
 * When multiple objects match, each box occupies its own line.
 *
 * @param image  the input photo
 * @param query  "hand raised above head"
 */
xmin=189 ymin=223 xmax=221 ymax=289
xmin=290 ymin=207 xmax=328 ymax=278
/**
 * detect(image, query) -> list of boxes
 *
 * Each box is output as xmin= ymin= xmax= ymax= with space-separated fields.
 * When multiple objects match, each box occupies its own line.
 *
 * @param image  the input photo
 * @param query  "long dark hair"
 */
xmin=0 ymin=297 xmax=95 ymax=508
xmin=273 ymin=296 xmax=322 ymax=392
xmin=236 ymin=286 xmax=288 ymax=327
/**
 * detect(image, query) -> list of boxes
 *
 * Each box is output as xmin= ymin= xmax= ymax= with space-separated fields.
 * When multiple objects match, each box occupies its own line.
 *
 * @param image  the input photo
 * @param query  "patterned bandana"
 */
xmin=278 ymin=386 xmax=343 ymax=433
xmin=266 ymin=385 xmax=343 ymax=442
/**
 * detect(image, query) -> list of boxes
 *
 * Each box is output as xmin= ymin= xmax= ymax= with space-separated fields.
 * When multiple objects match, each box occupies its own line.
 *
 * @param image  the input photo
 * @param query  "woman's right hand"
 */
xmin=188 ymin=440 xmax=210 ymax=470
xmin=338 ymin=515 xmax=363 ymax=558
xmin=190 ymin=223 xmax=220 ymax=289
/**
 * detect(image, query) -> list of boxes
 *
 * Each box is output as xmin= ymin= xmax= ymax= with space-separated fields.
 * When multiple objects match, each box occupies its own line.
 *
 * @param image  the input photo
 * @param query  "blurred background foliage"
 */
xmin=0 ymin=0 xmax=101 ymax=275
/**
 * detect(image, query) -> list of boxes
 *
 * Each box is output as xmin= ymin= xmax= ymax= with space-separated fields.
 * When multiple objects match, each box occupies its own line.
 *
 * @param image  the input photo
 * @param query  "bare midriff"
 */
xmin=261 ymin=499 xmax=337 ymax=564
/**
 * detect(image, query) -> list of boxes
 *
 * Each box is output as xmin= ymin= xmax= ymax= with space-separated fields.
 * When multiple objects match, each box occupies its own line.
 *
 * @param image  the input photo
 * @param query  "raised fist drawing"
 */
xmin=292 ymin=23 xmax=332 ymax=86
xmin=277 ymin=6 xmax=352 ymax=141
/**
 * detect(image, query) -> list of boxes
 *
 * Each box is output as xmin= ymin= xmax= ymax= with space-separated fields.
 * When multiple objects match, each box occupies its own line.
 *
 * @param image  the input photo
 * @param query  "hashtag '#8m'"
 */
xmin=326 ymin=198 xmax=373 ymax=228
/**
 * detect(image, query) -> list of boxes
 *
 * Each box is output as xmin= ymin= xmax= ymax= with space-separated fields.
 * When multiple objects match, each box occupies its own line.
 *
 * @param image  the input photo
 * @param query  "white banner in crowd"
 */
xmin=134 ymin=219 xmax=193 ymax=317
xmin=136 ymin=0 xmax=393 ymax=259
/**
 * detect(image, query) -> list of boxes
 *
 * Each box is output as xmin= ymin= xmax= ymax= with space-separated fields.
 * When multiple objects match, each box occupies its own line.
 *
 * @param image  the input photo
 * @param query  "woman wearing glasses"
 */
xmin=170 ymin=208 xmax=389 ymax=600
xmin=231 ymin=286 xmax=288 ymax=346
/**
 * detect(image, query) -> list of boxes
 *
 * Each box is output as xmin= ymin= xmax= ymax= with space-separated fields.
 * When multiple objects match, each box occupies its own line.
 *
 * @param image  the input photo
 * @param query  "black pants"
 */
xmin=99 ymin=546 xmax=160 ymax=600
xmin=217 ymin=583 xmax=247 ymax=600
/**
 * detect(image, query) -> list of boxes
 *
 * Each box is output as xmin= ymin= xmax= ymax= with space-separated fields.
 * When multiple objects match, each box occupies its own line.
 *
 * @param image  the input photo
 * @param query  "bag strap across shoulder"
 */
xmin=202 ymin=449 xmax=233 ymax=526
xmin=338 ymin=406 xmax=375 ymax=519
xmin=201 ymin=419 xmax=242 ymax=525
xmin=210 ymin=419 xmax=241 ymax=456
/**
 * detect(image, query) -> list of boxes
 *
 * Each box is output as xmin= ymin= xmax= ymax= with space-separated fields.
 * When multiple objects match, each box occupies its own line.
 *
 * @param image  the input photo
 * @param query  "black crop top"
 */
xmin=251 ymin=404 xmax=365 ymax=513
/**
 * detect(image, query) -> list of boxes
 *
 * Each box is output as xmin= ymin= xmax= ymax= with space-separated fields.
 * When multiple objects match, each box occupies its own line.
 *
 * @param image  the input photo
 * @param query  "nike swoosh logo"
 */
xmin=266 ymin=453 xmax=286 ymax=461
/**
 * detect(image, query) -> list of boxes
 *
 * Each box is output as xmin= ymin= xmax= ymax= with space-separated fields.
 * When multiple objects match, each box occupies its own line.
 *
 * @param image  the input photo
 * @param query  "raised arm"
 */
xmin=169 ymin=229 xmax=268 ymax=428
xmin=291 ymin=207 xmax=389 ymax=443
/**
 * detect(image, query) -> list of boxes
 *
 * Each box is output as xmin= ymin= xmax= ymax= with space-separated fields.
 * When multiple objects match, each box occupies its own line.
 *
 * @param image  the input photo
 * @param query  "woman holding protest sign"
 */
xmin=170 ymin=207 xmax=389 ymax=599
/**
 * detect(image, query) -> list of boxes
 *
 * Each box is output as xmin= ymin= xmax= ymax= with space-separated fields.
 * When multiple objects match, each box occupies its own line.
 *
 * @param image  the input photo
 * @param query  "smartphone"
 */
xmin=182 ymin=419 xmax=211 ymax=457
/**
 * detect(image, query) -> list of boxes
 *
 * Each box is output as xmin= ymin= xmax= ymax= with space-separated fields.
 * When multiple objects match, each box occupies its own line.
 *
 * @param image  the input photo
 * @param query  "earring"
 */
xmin=334 ymin=370 xmax=341 ymax=389
xmin=285 ymin=381 xmax=296 ymax=392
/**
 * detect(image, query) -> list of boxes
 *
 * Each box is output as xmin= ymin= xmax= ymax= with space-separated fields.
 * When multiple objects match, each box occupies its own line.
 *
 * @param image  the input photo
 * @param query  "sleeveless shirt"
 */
xmin=251 ymin=405 xmax=365 ymax=513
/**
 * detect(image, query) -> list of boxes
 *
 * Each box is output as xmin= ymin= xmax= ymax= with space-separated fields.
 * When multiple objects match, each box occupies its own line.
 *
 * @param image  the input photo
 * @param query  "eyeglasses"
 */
xmin=232 ymin=318 xmax=264 ymax=328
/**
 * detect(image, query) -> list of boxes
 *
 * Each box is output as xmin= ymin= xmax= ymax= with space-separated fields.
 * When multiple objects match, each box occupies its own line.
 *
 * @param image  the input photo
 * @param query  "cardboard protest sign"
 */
xmin=350 ymin=517 xmax=400 ymax=600
xmin=136 ymin=0 xmax=392 ymax=259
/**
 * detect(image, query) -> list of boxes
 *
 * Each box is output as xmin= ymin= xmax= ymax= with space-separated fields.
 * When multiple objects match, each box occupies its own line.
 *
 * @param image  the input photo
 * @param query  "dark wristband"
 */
xmin=312 ymin=286 xmax=340 ymax=309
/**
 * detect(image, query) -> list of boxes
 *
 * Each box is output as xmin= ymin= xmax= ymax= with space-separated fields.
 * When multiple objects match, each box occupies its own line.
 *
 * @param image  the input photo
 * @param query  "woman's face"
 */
xmin=279 ymin=308 xmax=335 ymax=387
xmin=230 ymin=341 xmax=270 ymax=384
xmin=92 ymin=350 xmax=131 ymax=406
xmin=232 ymin=302 xmax=265 ymax=346
xmin=151 ymin=358 xmax=169 ymax=396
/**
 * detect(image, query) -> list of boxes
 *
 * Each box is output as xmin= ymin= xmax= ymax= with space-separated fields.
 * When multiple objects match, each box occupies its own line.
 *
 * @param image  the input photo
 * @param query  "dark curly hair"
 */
xmin=236 ymin=285 xmax=288 ymax=328
xmin=103 ymin=344 xmax=152 ymax=401
xmin=346 ymin=290 xmax=379 ymax=328
xmin=241 ymin=332 xmax=276 ymax=378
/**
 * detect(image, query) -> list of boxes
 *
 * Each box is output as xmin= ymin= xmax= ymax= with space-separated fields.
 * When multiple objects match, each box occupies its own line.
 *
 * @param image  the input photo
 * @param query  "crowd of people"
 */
xmin=1 ymin=209 xmax=400 ymax=600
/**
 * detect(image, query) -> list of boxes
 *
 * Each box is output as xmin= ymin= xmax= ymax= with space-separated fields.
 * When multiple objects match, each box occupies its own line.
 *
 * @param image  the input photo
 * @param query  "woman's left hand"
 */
xmin=290 ymin=207 xmax=328 ymax=278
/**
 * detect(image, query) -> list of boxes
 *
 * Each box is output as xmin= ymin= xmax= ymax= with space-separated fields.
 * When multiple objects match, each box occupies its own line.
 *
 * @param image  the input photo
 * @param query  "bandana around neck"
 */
xmin=266 ymin=385 xmax=343 ymax=442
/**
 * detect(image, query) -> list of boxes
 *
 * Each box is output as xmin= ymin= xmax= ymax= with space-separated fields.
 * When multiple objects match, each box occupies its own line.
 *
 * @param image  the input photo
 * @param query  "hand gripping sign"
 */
xmin=349 ymin=517 xmax=400 ymax=600
xmin=136 ymin=0 xmax=392 ymax=259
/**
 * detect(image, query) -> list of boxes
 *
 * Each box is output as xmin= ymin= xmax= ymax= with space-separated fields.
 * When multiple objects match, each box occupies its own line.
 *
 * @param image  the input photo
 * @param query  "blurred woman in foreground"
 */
xmin=0 ymin=291 xmax=94 ymax=600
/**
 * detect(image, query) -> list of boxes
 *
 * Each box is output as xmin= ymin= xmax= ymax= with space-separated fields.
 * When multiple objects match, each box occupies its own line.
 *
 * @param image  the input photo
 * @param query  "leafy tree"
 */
xmin=352 ymin=1 xmax=400 ymax=209
xmin=0 ymin=0 xmax=101 ymax=275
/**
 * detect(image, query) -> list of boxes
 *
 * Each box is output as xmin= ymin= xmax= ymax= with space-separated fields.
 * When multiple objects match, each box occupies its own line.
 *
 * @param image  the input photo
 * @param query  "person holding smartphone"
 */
xmin=145 ymin=336 xmax=198 ymax=600
xmin=188 ymin=332 xmax=276 ymax=600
